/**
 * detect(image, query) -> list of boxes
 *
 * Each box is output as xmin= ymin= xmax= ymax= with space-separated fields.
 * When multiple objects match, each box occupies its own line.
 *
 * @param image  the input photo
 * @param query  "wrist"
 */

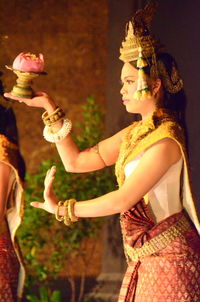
xmin=44 ymin=99 xmax=57 ymax=113
xmin=55 ymin=199 xmax=78 ymax=225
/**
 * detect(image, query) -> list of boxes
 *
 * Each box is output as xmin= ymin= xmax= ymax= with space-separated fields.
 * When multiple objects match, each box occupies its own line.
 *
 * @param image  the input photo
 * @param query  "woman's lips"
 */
xmin=122 ymin=99 xmax=130 ymax=105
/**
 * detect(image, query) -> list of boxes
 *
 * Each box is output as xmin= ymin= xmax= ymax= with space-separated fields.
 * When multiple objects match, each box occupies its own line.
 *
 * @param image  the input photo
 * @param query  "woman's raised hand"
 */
xmin=30 ymin=166 xmax=59 ymax=214
xmin=4 ymin=91 xmax=57 ymax=112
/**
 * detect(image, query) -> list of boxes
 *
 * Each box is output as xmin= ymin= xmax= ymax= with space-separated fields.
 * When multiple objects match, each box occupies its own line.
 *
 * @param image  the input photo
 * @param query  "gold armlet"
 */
xmin=55 ymin=201 xmax=64 ymax=221
xmin=93 ymin=144 xmax=107 ymax=166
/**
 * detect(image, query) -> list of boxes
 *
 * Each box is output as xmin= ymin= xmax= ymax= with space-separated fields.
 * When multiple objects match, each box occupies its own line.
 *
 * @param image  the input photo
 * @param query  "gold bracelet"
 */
xmin=43 ymin=109 xmax=65 ymax=126
xmin=42 ymin=107 xmax=60 ymax=119
xmin=55 ymin=201 xmax=64 ymax=222
xmin=63 ymin=200 xmax=71 ymax=226
xmin=68 ymin=199 xmax=78 ymax=222
xmin=42 ymin=107 xmax=65 ymax=126
xmin=42 ymin=107 xmax=59 ymax=120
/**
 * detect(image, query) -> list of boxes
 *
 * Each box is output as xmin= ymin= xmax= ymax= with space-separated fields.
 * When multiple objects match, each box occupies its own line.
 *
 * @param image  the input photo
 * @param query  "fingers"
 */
xmin=50 ymin=165 xmax=56 ymax=175
xmin=4 ymin=92 xmax=31 ymax=103
xmin=46 ymin=168 xmax=51 ymax=177
xmin=45 ymin=176 xmax=55 ymax=191
xmin=4 ymin=92 xmax=47 ymax=107
xmin=4 ymin=92 xmax=14 ymax=99
xmin=4 ymin=91 xmax=55 ymax=110
xmin=45 ymin=166 xmax=56 ymax=180
xmin=30 ymin=201 xmax=44 ymax=209
xmin=44 ymin=166 xmax=56 ymax=190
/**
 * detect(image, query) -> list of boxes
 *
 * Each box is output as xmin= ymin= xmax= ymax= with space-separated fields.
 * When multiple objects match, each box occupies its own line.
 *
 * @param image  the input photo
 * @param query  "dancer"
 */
xmin=5 ymin=2 xmax=200 ymax=301
xmin=0 ymin=96 xmax=25 ymax=301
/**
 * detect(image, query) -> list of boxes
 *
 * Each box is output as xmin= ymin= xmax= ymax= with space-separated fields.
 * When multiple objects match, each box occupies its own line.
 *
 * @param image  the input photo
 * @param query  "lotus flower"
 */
xmin=12 ymin=52 xmax=44 ymax=73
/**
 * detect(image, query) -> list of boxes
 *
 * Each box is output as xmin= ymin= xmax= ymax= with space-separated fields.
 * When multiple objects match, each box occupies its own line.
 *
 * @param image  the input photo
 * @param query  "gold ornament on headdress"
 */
xmin=119 ymin=1 xmax=160 ymax=63
xmin=133 ymin=47 xmax=152 ymax=100
xmin=120 ymin=1 xmax=183 ymax=98
xmin=120 ymin=1 xmax=161 ymax=100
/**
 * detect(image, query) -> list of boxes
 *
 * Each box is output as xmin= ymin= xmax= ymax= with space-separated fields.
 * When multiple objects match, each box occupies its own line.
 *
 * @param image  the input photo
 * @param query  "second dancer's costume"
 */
xmin=0 ymin=105 xmax=25 ymax=301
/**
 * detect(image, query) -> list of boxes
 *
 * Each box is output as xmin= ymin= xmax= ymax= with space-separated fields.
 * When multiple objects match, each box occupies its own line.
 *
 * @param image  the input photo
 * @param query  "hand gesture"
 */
xmin=4 ymin=91 xmax=56 ymax=112
xmin=31 ymin=166 xmax=59 ymax=214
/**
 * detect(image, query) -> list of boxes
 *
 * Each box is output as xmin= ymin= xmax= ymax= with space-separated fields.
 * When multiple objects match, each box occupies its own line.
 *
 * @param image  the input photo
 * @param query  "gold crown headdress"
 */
xmin=119 ymin=1 xmax=160 ymax=63
xmin=120 ymin=1 xmax=183 ymax=100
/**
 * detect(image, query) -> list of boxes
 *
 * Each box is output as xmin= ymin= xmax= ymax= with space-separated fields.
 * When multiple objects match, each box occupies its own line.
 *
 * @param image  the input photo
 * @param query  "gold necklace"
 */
xmin=115 ymin=115 xmax=155 ymax=187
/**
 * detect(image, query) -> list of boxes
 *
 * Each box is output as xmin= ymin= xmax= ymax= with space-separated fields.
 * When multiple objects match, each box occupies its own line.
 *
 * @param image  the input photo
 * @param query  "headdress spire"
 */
xmin=120 ymin=1 xmax=161 ymax=63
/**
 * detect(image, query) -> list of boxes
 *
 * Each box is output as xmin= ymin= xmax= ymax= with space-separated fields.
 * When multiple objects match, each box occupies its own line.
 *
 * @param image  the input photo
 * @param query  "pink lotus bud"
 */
xmin=12 ymin=52 xmax=44 ymax=73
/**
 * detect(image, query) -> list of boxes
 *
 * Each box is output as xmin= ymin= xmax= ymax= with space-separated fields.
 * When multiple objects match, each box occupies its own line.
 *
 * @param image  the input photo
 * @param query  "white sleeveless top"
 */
xmin=124 ymin=153 xmax=183 ymax=223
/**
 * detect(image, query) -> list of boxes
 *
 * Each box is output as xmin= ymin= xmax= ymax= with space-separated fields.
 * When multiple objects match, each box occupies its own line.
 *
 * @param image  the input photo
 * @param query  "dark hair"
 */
xmin=0 ymin=78 xmax=26 ymax=180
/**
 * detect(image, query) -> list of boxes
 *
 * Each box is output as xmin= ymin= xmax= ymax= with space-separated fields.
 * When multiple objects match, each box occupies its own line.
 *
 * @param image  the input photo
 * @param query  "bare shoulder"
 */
xmin=0 ymin=162 xmax=12 ymax=188
xmin=0 ymin=161 xmax=12 ymax=173
xmin=145 ymin=137 xmax=182 ymax=165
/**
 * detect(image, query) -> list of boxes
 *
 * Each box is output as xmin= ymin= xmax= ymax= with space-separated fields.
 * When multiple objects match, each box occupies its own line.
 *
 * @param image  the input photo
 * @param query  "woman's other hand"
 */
xmin=4 ymin=91 xmax=57 ymax=113
xmin=31 ymin=166 xmax=59 ymax=214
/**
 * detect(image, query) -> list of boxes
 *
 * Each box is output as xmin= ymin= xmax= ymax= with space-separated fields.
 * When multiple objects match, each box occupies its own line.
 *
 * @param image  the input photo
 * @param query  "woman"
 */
xmin=0 ymin=100 xmax=25 ymax=301
xmin=4 ymin=2 xmax=200 ymax=301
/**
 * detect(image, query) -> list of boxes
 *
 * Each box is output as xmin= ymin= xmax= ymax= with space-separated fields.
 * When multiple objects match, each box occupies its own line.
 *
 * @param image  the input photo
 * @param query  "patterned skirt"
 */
xmin=118 ymin=202 xmax=200 ymax=302
xmin=0 ymin=221 xmax=20 ymax=302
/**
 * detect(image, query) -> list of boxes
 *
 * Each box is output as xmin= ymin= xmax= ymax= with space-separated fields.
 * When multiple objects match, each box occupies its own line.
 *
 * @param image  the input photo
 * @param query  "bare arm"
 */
xmin=31 ymin=138 xmax=181 ymax=217
xmin=4 ymin=92 xmax=126 ymax=172
xmin=74 ymin=138 xmax=181 ymax=216
xmin=55 ymin=127 xmax=127 ymax=172
xmin=0 ymin=162 xmax=12 ymax=220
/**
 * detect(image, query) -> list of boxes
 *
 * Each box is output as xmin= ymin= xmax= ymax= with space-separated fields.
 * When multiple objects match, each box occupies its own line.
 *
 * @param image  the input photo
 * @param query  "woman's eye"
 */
xmin=120 ymin=79 xmax=135 ymax=86
xmin=126 ymin=80 xmax=135 ymax=84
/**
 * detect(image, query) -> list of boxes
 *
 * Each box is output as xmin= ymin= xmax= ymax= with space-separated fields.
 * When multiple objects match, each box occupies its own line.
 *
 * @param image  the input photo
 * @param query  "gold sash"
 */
xmin=126 ymin=214 xmax=190 ymax=261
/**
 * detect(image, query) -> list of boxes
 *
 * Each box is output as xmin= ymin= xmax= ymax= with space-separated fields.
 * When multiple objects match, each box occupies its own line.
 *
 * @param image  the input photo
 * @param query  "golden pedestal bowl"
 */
xmin=6 ymin=65 xmax=46 ymax=98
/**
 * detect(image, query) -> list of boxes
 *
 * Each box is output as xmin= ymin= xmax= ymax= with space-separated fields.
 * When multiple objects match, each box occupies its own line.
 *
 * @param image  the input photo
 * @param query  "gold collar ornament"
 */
xmin=119 ymin=1 xmax=183 ymax=99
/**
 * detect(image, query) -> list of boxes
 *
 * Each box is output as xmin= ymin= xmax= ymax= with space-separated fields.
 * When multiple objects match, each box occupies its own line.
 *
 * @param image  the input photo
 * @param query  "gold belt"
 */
xmin=126 ymin=215 xmax=190 ymax=262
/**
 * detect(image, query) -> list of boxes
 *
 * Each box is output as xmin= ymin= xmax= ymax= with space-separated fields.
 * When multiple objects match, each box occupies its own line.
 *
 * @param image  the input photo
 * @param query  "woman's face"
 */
xmin=120 ymin=62 xmax=157 ymax=116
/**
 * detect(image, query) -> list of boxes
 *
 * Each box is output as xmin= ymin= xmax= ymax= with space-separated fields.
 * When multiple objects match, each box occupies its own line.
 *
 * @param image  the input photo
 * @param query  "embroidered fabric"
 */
xmin=118 ymin=201 xmax=200 ymax=302
xmin=0 ymin=134 xmax=25 ymax=300
xmin=0 ymin=221 xmax=20 ymax=302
